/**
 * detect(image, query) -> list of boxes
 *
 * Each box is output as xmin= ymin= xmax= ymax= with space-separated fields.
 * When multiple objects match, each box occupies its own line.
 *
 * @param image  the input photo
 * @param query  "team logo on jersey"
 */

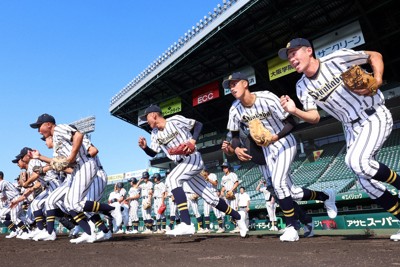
xmin=308 ymin=76 xmax=342 ymax=102
xmin=157 ymin=131 xmax=179 ymax=145
xmin=241 ymin=111 xmax=271 ymax=122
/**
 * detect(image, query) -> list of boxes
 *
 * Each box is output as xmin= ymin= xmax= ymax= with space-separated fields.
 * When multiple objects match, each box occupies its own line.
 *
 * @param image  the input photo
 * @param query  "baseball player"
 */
xmin=237 ymin=187 xmax=250 ymax=228
xmin=200 ymin=169 xmax=224 ymax=233
xmin=125 ymin=178 xmax=140 ymax=234
xmin=30 ymin=113 xmax=122 ymax=243
xmin=256 ymin=179 xmax=278 ymax=231
xmin=0 ymin=171 xmax=31 ymax=240
xmin=182 ymin=181 xmax=204 ymax=233
xmin=165 ymin=179 xmax=180 ymax=231
xmin=108 ymin=182 xmax=125 ymax=233
xmin=138 ymin=104 xmax=248 ymax=237
xmin=138 ymin=171 xmax=154 ymax=234
xmin=278 ymin=38 xmax=400 ymax=241
xmin=224 ymin=72 xmax=337 ymax=241
xmin=220 ymin=162 xmax=240 ymax=233
xmin=152 ymin=173 xmax=167 ymax=233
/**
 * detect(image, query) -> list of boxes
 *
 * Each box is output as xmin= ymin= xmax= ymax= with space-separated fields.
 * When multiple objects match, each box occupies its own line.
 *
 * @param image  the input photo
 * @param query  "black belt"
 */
xmin=351 ymin=107 xmax=376 ymax=124
xmin=239 ymin=206 xmax=247 ymax=208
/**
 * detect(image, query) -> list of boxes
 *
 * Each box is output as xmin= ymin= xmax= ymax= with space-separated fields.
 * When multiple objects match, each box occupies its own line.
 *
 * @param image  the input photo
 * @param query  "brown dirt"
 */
xmin=1 ymin=231 xmax=400 ymax=267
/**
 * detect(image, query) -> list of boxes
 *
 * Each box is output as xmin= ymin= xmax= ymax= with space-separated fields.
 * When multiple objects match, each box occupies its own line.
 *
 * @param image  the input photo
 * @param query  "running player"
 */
xmin=224 ymin=72 xmax=336 ymax=241
xmin=138 ymin=104 xmax=248 ymax=237
xmin=30 ymin=113 xmax=122 ymax=243
xmin=278 ymin=38 xmax=400 ymax=241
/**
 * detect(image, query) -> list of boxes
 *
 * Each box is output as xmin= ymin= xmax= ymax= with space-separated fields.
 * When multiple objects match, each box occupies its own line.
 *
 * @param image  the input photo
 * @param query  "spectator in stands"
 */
xmin=237 ymin=187 xmax=250 ymax=228
xmin=278 ymin=38 xmax=400 ymax=241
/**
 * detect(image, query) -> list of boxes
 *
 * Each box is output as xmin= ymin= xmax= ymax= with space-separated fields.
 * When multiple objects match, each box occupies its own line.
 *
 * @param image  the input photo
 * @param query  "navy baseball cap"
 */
xmin=18 ymin=147 xmax=32 ymax=158
xmin=129 ymin=178 xmax=138 ymax=184
xmin=278 ymin=38 xmax=312 ymax=60
xmin=30 ymin=113 xmax=56 ymax=129
xmin=12 ymin=154 xmax=22 ymax=164
xmin=142 ymin=171 xmax=150 ymax=178
xmin=221 ymin=161 xmax=230 ymax=168
xmin=222 ymin=72 xmax=248 ymax=89
xmin=139 ymin=104 xmax=162 ymax=121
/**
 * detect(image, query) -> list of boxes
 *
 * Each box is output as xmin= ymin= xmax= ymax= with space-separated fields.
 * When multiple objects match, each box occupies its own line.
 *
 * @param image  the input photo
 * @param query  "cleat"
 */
xmin=303 ymin=221 xmax=315 ymax=238
xmin=37 ymin=231 xmax=56 ymax=241
xmin=5 ymin=231 xmax=18 ymax=239
xmin=324 ymin=189 xmax=337 ymax=219
xmin=270 ymin=226 xmax=279 ymax=231
xmin=95 ymin=231 xmax=112 ymax=241
xmin=216 ymin=227 xmax=225 ymax=233
xmin=165 ymin=222 xmax=195 ymax=236
xmin=237 ymin=211 xmax=249 ymax=237
xmin=196 ymin=228 xmax=208 ymax=234
xmin=280 ymin=226 xmax=299 ymax=242
xmin=142 ymin=229 xmax=153 ymax=234
xmin=17 ymin=231 xmax=31 ymax=240
xmin=116 ymin=229 xmax=124 ymax=234
xmin=229 ymin=227 xmax=240 ymax=233
xmin=390 ymin=230 xmax=400 ymax=241
xmin=70 ymin=232 xmax=96 ymax=244
xmin=165 ymin=226 xmax=171 ymax=231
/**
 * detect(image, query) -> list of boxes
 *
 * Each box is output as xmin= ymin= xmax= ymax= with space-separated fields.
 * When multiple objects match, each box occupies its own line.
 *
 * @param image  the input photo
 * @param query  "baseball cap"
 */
xmin=222 ymin=72 xmax=249 ymax=89
xmin=278 ymin=38 xmax=312 ymax=60
xmin=18 ymin=147 xmax=32 ymax=158
xmin=142 ymin=171 xmax=150 ymax=179
xmin=128 ymin=178 xmax=138 ymax=184
xmin=116 ymin=182 xmax=124 ymax=189
xmin=12 ymin=154 xmax=22 ymax=164
xmin=221 ymin=162 xmax=230 ymax=168
xmin=139 ymin=104 xmax=162 ymax=121
xmin=30 ymin=113 xmax=56 ymax=129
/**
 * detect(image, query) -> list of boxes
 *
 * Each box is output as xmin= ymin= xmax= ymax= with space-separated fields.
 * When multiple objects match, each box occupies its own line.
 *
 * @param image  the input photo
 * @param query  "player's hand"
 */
xmin=280 ymin=95 xmax=297 ymax=114
xmin=234 ymin=147 xmax=252 ymax=161
xmin=221 ymin=140 xmax=234 ymax=156
xmin=138 ymin=137 xmax=147 ymax=149
xmin=29 ymin=149 xmax=41 ymax=159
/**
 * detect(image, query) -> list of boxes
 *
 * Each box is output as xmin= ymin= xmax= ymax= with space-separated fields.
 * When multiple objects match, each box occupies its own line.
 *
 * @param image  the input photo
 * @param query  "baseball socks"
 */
xmin=69 ymin=211 xmax=92 ymax=235
xmin=301 ymin=188 xmax=329 ymax=201
xmin=374 ymin=163 xmax=400 ymax=190
xmin=33 ymin=210 xmax=46 ymax=231
xmin=215 ymin=198 xmax=240 ymax=220
xmin=169 ymin=216 xmax=175 ymax=229
xmin=90 ymin=214 xmax=109 ymax=234
xmin=277 ymin=196 xmax=299 ymax=228
xmin=172 ymin=187 xmax=191 ymax=225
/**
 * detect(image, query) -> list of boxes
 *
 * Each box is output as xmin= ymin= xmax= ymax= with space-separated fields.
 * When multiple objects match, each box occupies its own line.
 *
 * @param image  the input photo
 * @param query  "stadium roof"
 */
xmin=109 ymin=0 xmax=399 ymax=136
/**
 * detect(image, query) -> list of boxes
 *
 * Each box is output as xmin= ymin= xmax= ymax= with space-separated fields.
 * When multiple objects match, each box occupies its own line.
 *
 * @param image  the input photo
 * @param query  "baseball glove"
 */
xmin=168 ymin=142 xmax=196 ymax=156
xmin=225 ymin=191 xmax=235 ymax=200
xmin=248 ymin=118 xmax=272 ymax=146
xmin=157 ymin=203 xmax=166 ymax=215
xmin=341 ymin=65 xmax=378 ymax=95
xmin=50 ymin=156 xmax=69 ymax=172
xmin=32 ymin=165 xmax=45 ymax=176
xmin=143 ymin=200 xmax=151 ymax=210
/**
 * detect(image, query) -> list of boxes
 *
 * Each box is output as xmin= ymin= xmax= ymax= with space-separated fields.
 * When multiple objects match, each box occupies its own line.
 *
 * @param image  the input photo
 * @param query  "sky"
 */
xmin=0 ymin=0 xmax=224 ymax=182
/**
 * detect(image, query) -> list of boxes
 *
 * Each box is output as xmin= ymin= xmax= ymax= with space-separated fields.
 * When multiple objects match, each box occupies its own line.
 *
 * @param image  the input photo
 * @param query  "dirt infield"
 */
xmin=1 ymin=230 xmax=400 ymax=267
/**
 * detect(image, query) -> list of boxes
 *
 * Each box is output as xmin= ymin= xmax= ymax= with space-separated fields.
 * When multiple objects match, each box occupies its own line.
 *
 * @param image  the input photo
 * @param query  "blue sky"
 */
xmin=0 ymin=0 xmax=222 ymax=182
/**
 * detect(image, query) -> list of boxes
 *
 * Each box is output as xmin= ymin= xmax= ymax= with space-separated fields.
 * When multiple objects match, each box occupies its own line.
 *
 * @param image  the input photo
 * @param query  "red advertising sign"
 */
xmin=192 ymin=81 xmax=220 ymax=106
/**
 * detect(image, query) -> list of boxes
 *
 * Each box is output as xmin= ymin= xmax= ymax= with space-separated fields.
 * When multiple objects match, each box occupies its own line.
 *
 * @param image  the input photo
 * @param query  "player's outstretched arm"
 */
xmin=280 ymin=95 xmax=320 ymax=124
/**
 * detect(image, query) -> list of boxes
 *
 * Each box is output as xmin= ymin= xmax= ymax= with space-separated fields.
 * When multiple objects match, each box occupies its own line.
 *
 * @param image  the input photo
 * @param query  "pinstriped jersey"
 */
xmin=128 ymin=187 xmax=140 ymax=199
xmin=221 ymin=172 xmax=238 ymax=192
xmin=0 ymin=180 xmax=20 ymax=200
xmin=153 ymin=182 xmax=166 ymax=198
xmin=139 ymin=181 xmax=153 ymax=197
xmin=149 ymin=115 xmax=196 ymax=162
xmin=27 ymin=158 xmax=59 ymax=185
xmin=296 ymin=48 xmax=385 ymax=123
xmin=227 ymin=91 xmax=289 ymax=135
xmin=52 ymin=124 xmax=91 ymax=163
